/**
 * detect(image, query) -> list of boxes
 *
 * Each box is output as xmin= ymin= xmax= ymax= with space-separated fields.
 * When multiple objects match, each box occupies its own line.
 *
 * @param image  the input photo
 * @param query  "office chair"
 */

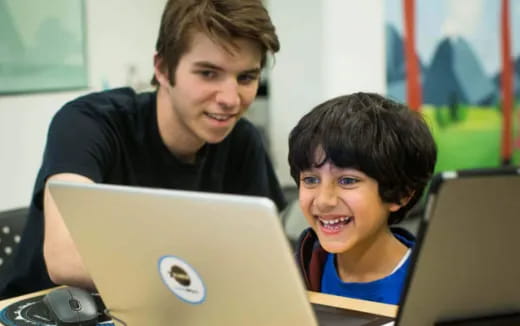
xmin=0 ymin=207 xmax=28 ymax=272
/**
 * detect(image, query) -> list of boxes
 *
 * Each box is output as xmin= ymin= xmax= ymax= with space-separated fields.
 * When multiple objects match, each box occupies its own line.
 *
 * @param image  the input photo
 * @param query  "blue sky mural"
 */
xmin=386 ymin=0 xmax=520 ymax=76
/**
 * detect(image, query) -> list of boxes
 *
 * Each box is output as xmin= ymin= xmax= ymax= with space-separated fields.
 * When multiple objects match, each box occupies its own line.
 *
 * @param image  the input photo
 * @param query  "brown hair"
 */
xmin=151 ymin=0 xmax=280 ymax=86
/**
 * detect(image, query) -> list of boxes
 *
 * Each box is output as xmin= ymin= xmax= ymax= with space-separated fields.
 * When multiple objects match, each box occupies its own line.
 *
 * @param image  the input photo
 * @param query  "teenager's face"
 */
xmin=298 ymin=151 xmax=401 ymax=254
xmin=155 ymin=31 xmax=262 ymax=146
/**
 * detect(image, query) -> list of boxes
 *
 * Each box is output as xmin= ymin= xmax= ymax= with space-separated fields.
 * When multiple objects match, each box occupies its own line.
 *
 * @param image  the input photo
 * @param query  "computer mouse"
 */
xmin=43 ymin=286 xmax=99 ymax=326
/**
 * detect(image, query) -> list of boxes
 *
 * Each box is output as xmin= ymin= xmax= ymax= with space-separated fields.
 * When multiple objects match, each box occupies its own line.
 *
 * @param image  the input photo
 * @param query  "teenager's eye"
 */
xmin=197 ymin=70 xmax=217 ymax=79
xmin=338 ymin=177 xmax=358 ymax=186
xmin=237 ymin=73 xmax=259 ymax=85
xmin=301 ymin=176 xmax=320 ymax=185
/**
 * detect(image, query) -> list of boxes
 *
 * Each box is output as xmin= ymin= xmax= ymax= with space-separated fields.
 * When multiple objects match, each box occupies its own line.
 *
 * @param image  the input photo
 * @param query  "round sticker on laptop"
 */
xmin=158 ymin=255 xmax=206 ymax=304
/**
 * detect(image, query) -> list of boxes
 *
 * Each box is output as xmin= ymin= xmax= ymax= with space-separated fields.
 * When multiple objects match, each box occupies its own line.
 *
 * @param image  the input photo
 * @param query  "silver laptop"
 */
xmin=49 ymin=166 xmax=520 ymax=326
xmin=396 ymin=167 xmax=520 ymax=325
xmin=48 ymin=181 xmax=392 ymax=326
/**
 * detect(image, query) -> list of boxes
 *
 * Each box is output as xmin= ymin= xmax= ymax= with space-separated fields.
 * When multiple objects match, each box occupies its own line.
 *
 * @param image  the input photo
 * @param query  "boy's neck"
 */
xmin=335 ymin=228 xmax=408 ymax=283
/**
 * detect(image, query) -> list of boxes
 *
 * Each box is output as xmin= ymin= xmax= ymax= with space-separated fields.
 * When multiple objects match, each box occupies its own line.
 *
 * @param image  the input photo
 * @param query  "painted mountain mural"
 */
xmin=423 ymin=37 xmax=495 ymax=106
xmin=386 ymin=24 xmax=406 ymax=83
xmin=386 ymin=30 xmax=520 ymax=107
xmin=494 ymin=56 xmax=520 ymax=99
xmin=386 ymin=24 xmax=426 ymax=103
xmin=385 ymin=0 xmax=520 ymax=171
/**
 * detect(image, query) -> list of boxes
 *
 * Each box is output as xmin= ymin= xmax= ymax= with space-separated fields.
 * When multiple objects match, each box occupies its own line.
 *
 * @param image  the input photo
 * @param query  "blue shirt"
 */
xmin=320 ymin=234 xmax=413 ymax=305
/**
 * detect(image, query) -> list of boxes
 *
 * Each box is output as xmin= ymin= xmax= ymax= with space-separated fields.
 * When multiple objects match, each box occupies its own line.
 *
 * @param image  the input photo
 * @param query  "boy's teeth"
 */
xmin=320 ymin=216 xmax=351 ymax=225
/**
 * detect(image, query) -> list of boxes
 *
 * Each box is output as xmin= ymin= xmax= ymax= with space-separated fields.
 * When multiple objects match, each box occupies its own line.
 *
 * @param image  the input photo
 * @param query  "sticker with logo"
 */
xmin=158 ymin=255 xmax=206 ymax=304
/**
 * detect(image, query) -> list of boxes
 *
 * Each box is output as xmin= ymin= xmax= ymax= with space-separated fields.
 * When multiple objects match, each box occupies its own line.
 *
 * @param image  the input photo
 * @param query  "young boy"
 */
xmin=288 ymin=92 xmax=437 ymax=305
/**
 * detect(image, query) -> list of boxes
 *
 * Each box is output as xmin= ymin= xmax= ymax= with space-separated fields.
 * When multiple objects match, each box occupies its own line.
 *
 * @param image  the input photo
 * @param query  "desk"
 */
xmin=0 ymin=288 xmax=54 ymax=311
xmin=0 ymin=289 xmax=397 ymax=325
xmin=307 ymin=291 xmax=397 ymax=318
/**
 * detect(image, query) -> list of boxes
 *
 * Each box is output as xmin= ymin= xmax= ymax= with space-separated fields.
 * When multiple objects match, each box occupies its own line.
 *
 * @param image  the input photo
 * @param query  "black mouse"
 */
xmin=43 ymin=286 xmax=99 ymax=326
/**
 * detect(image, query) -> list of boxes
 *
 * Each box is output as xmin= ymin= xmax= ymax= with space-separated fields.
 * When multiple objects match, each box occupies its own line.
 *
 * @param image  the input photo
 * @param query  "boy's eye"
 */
xmin=301 ymin=176 xmax=320 ymax=185
xmin=338 ymin=177 xmax=358 ymax=185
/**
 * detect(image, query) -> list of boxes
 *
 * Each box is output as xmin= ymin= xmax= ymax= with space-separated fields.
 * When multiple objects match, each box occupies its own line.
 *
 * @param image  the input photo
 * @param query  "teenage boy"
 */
xmin=0 ymin=0 xmax=285 ymax=298
xmin=288 ymin=93 xmax=437 ymax=304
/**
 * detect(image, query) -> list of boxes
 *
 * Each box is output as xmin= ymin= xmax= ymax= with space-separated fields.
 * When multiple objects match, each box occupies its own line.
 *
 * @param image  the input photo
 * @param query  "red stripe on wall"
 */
xmin=403 ymin=0 xmax=422 ymax=111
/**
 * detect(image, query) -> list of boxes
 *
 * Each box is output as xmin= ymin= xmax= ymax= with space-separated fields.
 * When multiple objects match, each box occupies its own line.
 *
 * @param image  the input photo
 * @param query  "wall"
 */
xmin=268 ymin=0 xmax=386 ymax=186
xmin=0 ymin=0 xmax=386 ymax=210
xmin=0 ymin=0 xmax=165 ymax=210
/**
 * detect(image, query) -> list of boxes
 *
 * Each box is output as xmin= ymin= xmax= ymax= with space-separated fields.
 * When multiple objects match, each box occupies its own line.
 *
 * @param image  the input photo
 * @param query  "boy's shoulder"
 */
xmin=295 ymin=228 xmax=327 ymax=291
xmin=390 ymin=226 xmax=416 ymax=248
xmin=296 ymin=228 xmax=320 ymax=255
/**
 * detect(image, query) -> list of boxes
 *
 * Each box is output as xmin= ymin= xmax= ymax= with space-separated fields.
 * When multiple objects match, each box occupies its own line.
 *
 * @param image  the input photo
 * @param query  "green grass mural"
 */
xmin=422 ymin=105 xmax=519 ymax=173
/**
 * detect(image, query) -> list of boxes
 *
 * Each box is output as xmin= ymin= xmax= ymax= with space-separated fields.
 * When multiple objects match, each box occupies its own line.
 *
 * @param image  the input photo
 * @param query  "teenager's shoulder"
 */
xmin=53 ymin=87 xmax=154 ymax=123
xmin=225 ymin=118 xmax=266 ymax=148
xmin=230 ymin=118 xmax=260 ymax=136
xmin=65 ymin=87 xmax=153 ymax=110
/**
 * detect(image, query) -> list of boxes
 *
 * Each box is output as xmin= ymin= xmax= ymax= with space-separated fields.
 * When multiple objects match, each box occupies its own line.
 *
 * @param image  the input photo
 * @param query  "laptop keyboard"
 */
xmin=312 ymin=303 xmax=392 ymax=326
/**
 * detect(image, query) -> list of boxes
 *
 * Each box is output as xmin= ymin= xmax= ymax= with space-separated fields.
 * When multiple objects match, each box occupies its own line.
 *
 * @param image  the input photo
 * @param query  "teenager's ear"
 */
xmin=388 ymin=191 xmax=415 ymax=212
xmin=153 ymin=53 xmax=169 ymax=86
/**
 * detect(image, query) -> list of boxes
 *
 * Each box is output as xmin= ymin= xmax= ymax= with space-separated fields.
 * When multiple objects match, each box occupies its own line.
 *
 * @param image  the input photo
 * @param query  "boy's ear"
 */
xmin=388 ymin=191 xmax=415 ymax=212
xmin=388 ymin=203 xmax=401 ymax=212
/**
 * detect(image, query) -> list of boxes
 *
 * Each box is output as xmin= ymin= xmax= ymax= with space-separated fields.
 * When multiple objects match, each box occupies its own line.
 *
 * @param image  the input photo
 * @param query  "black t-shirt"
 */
xmin=0 ymin=87 xmax=286 ymax=298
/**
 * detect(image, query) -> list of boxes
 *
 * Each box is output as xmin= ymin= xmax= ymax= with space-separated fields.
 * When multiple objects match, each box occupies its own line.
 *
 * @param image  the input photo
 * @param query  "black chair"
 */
xmin=0 ymin=207 xmax=28 ymax=272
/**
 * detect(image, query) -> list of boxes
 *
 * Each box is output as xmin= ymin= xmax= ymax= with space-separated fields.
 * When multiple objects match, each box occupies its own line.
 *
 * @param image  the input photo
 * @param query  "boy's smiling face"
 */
xmin=298 ymin=148 xmax=401 ymax=254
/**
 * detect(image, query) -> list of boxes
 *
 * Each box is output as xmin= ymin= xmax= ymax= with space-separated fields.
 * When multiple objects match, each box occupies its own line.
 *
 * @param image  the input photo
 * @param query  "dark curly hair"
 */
xmin=288 ymin=92 xmax=437 ymax=224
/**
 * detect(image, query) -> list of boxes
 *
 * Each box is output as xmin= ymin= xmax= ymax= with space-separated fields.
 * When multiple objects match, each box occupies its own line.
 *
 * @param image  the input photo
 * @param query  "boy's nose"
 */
xmin=315 ymin=186 xmax=338 ymax=211
xmin=216 ymin=80 xmax=240 ymax=110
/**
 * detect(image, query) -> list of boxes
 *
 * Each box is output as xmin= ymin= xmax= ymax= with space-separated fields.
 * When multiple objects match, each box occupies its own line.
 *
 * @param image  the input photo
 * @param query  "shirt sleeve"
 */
xmin=39 ymin=101 xmax=114 ymax=184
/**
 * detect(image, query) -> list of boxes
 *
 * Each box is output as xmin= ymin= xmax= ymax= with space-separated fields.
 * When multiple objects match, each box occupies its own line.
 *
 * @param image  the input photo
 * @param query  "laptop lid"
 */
xmin=48 ymin=181 xmax=320 ymax=325
xmin=48 ymin=181 xmax=399 ymax=325
xmin=396 ymin=167 xmax=520 ymax=325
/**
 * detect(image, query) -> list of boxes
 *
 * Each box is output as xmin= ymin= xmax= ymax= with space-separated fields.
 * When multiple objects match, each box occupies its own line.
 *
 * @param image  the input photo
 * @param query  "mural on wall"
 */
xmin=386 ymin=0 xmax=519 ymax=172
xmin=0 ymin=0 xmax=87 ymax=94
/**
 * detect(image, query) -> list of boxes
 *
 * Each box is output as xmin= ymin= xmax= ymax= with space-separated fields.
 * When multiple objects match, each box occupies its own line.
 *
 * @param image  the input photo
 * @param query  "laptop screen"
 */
xmin=396 ymin=167 xmax=520 ymax=325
